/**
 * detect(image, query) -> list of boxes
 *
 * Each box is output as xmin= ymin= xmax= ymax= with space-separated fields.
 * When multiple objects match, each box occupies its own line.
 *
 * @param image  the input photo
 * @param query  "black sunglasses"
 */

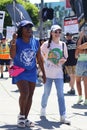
xmin=54 ymin=30 xmax=62 ymax=34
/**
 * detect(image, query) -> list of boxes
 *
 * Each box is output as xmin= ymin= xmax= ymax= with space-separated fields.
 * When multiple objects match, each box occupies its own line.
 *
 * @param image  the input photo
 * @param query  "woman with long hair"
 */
xmin=40 ymin=25 xmax=70 ymax=125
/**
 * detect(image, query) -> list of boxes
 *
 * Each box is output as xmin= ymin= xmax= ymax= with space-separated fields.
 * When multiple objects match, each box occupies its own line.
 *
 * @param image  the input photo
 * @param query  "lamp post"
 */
xmin=39 ymin=0 xmax=44 ymax=39
xmin=13 ymin=0 xmax=16 ymax=31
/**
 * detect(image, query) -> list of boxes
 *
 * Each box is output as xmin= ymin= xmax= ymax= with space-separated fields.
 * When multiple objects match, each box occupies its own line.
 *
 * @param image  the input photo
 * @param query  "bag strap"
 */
xmin=62 ymin=42 xmax=65 ymax=57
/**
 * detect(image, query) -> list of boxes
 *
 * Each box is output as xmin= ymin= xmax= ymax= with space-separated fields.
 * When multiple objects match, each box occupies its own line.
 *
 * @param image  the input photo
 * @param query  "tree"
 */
xmin=0 ymin=0 xmax=39 ymax=30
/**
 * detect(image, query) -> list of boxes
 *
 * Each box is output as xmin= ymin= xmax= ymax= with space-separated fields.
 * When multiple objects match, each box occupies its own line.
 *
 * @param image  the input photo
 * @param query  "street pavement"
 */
xmin=0 ymin=71 xmax=87 ymax=130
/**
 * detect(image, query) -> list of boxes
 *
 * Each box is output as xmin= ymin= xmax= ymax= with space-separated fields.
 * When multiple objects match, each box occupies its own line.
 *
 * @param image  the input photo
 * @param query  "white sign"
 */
xmin=0 ymin=11 xmax=5 ymax=33
xmin=6 ymin=26 xmax=15 ymax=40
xmin=64 ymin=16 xmax=79 ymax=34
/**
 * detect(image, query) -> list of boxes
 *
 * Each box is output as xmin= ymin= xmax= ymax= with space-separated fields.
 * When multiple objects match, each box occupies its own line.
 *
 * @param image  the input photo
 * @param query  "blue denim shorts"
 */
xmin=76 ymin=61 xmax=87 ymax=76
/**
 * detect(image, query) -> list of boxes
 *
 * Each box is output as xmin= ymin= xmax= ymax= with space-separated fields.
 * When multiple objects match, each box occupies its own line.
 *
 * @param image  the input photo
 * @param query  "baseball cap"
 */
xmin=51 ymin=25 xmax=62 ymax=31
xmin=18 ymin=20 xmax=34 ymax=28
xmin=66 ymin=32 xmax=72 ymax=36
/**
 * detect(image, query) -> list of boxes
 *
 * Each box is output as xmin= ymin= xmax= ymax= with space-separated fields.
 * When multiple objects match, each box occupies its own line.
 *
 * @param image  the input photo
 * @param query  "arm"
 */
xmin=78 ymin=42 xmax=87 ymax=49
xmin=75 ymin=31 xmax=84 ymax=58
xmin=36 ymin=48 xmax=46 ymax=83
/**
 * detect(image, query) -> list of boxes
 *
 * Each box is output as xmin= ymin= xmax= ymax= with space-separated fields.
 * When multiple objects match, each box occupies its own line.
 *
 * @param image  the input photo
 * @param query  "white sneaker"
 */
xmin=60 ymin=116 xmax=70 ymax=125
xmin=40 ymin=107 xmax=46 ymax=117
xmin=76 ymin=96 xmax=83 ymax=104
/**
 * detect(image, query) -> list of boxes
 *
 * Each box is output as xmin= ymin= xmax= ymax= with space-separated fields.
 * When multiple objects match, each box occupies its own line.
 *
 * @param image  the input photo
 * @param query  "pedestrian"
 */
xmin=10 ymin=20 xmax=46 ymax=128
xmin=40 ymin=25 xmax=70 ymax=125
xmin=75 ymin=31 xmax=87 ymax=105
xmin=0 ymin=36 xmax=11 ymax=78
xmin=64 ymin=33 xmax=77 ymax=95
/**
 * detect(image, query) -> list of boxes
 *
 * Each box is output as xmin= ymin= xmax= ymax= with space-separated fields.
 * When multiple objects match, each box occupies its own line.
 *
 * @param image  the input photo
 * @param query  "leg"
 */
xmin=17 ymin=80 xmax=35 ymax=127
xmin=83 ymin=76 xmax=87 ymax=99
xmin=25 ymin=82 xmax=35 ymax=127
xmin=76 ymin=76 xmax=83 ymax=103
xmin=54 ymin=79 xmax=66 ymax=116
xmin=66 ymin=66 xmax=76 ymax=95
xmin=0 ymin=60 xmax=4 ymax=78
xmin=0 ymin=65 xmax=4 ymax=78
xmin=76 ymin=76 xmax=82 ymax=96
xmin=69 ymin=74 xmax=76 ymax=90
xmin=55 ymin=79 xmax=70 ymax=125
xmin=41 ymin=78 xmax=53 ymax=108
xmin=40 ymin=78 xmax=53 ymax=117
xmin=5 ymin=59 xmax=11 ymax=77
xmin=25 ymin=82 xmax=35 ymax=119
xmin=17 ymin=80 xmax=30 ymax=127
xmin=17 ymin=80 xmax=30 ymax=116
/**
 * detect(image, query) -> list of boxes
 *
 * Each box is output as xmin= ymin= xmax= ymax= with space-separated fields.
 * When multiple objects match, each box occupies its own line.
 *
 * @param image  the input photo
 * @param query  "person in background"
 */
xmin=65 ymin=33 xmax=77 ymax=95
xmin=40 ymin=25 xmax=70 ymax=125
xmin=0 ymin=36 xmax=11 ymax=78
xmin=75 ymin=31 xmax=87 ymax=105
xmin=10 ymin=20 xmax=46 ymax=128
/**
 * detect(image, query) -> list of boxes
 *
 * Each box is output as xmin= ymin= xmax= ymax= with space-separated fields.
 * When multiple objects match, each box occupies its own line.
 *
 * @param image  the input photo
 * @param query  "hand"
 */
xmin=59 ymin=57 xmax=67 ymax=64
xmin=12 ymin=33 xmax=18 ymax=41
xmin=11 ymin=33 xmax=18 ymax=45
xmin=42 ymin=73 xmax=46 ymax=84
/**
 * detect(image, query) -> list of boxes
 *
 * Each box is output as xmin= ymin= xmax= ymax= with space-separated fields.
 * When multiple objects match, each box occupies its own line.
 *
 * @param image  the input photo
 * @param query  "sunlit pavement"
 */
xmin=0 ymin=71 xmax=87 ymax=130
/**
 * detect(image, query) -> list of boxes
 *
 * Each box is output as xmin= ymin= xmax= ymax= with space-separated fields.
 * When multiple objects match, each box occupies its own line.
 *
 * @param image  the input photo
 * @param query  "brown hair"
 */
xmin=47 ymin=32 xmax=52 ymax=48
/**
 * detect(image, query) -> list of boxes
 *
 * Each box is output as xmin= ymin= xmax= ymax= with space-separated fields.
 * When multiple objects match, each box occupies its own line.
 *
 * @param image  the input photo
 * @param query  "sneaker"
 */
xmin=76 ymin=96 xmax=83 ymax=104
xmin=67 ymin=89 xmax=75 ymax=95
xmin=1 ymin=74 xmax=3 ymax=78
xmin=60 ymin=116 xmax=71 ymax=125
xmin=40 ymin=107 xmax=46 ymax=117
xmin=83 ymin=99 xmax=87 ymax=105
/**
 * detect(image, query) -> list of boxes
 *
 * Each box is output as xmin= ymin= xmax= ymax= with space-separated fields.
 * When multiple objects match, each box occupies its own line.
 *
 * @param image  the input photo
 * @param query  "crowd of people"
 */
xmin=0 ymin=19 xmax=87 ymax=128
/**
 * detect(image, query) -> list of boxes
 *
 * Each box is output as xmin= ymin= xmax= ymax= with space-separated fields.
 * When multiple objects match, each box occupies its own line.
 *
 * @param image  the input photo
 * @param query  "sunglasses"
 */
xmin=54 ymin=30 xmax=62 ymax=34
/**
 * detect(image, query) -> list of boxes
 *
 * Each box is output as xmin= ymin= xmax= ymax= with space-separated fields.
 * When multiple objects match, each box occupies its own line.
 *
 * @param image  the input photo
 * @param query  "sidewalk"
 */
xmin=0 ymin=71 xmax=87 ymax=130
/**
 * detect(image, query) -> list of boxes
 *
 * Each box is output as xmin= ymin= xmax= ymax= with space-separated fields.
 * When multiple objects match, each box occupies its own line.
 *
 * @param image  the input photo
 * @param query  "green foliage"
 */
xmin=23 ymin=2 xmax=39 ymax=25
xmin=0 ymin=0 xmax=39 ymax=30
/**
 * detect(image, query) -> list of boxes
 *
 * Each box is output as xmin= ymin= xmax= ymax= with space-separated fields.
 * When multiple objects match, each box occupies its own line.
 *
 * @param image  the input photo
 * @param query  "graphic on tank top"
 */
xmin=48 ymin=48 xmax=62 ymax=64
xmin=20 ymin=48 xmax=36 ymax=66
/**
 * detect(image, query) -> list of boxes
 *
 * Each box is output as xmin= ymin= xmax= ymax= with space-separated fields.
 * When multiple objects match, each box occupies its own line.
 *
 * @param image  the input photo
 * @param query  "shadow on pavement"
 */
xmin=35 ymin=116 xmax=61 ymax=129
xmin=0 ymin=124 xmax=42 ymax=130
xmin=11 ymin=89 xmax=19 ymax=93
xmin=84 ymin=112 xmax=87 ymax=116
xmin=73 ymin=112 xmax=87 ymax=117
xmin=0 ymin=77 xmax=8 ymax=80
xmin=72 ymin=104 xmax=87 ymax=109
xmin=64 ymin=93 xmax=77 ymax=96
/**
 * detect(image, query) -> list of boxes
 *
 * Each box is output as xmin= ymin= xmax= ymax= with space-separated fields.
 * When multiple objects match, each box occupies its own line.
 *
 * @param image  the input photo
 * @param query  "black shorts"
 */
xmin=0 ymin=59 xmax=11 ymax=65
